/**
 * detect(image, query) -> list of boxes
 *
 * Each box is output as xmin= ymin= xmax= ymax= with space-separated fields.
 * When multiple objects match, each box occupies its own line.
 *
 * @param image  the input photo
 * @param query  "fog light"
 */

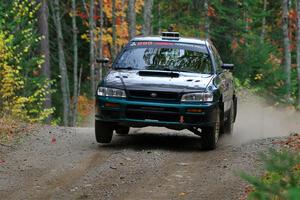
xmin=187 ymin=108 xmax=203 ymax=113
xmin=104 ymin=102 xmax=120 ymax=108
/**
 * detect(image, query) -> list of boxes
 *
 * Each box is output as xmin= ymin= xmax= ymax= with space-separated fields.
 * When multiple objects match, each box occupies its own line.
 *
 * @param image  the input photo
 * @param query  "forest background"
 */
xmin=1 ymin=0 xmax=300 ymax=127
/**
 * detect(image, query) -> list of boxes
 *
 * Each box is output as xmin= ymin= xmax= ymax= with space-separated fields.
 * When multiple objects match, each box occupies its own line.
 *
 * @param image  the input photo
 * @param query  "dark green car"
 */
xmin=95 ymin=32 xmax=237 ymax=150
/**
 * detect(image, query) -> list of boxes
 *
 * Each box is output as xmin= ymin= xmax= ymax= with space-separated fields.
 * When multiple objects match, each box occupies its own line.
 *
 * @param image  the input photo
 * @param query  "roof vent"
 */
xmin=161 ymin=32 xmax=180 ymax=40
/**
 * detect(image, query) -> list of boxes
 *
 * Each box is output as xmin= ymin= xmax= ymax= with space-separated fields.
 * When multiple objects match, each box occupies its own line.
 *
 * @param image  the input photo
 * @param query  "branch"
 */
xmin=82 ymin=0 xmax=90 ymax=18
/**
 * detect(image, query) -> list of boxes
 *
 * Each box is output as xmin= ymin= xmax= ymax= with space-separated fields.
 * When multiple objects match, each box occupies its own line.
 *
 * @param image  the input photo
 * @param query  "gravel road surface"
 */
xmin=1 ymin=98 xmax=299 ymax=200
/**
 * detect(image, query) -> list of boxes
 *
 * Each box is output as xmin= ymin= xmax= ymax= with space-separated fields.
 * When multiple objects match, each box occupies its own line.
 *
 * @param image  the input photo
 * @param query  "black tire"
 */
xmin=224 ymin=104 xmax=234 ymax=135
xmin=95 ymin=120 xmax=113 ymax=143
xmin=115 ymin=126 xmax=130 ymax=135
xmin=201 ymin=112 xmax=220 ymax=150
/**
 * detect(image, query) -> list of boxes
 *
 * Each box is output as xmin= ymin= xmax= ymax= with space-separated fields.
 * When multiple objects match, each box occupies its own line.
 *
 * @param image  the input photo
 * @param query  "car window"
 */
xmin=114 ymin=45 xmax=212 ymax=74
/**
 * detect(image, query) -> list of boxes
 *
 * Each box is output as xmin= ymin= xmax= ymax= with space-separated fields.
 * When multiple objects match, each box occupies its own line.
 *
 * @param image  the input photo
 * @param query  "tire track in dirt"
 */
xmin=6 ymin=150 xmax=109 ymax=200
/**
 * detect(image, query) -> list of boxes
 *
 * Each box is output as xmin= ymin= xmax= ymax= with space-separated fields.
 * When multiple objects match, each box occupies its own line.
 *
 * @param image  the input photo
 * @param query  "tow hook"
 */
xmin=180 ymin=116 xmax=184 ymax=123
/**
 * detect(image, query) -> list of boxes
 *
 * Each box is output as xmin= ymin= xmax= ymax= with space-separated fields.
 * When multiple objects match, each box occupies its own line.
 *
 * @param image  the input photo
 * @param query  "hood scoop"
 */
xmin=138 ymin=70 xmax=179 ymax=78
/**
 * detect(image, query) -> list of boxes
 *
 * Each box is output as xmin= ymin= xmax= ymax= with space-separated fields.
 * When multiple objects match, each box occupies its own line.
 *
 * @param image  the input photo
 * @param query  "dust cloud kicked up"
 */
xmin=223 ymin=95 xmax=300 ymax=145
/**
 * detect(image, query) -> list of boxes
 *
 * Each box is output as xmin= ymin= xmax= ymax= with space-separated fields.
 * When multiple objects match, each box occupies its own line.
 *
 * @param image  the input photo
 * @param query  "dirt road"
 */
xmin=1 ymin=98 xmax=299 ymax=200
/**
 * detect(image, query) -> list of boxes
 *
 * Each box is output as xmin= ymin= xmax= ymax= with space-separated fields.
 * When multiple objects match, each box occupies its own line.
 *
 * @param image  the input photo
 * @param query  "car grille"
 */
xmin=127 ymin=90 xmax=180 ymax=102
xmin=125 ymin=105 xmax=180 ymax=122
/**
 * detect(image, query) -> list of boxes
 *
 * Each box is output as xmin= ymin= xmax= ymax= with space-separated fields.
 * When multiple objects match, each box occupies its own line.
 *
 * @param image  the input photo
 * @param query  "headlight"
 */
xmin=181 ymin=92 xmax=213 ymax=102
xmin=97 ymin=87 xmax=126 ymax=98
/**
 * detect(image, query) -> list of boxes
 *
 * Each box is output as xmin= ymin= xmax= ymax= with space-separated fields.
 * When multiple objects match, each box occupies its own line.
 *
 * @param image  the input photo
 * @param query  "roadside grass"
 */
xmin=240 ymin=134 xmax=300 ymax=200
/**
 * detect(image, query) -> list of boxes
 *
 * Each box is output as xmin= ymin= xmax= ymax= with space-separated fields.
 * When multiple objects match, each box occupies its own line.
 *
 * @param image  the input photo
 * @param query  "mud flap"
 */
xmin=233 ymin=96 xmax=237 ymax=122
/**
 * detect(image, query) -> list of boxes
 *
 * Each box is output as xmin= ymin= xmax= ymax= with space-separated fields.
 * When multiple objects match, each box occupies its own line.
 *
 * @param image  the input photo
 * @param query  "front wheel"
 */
xmin=201 ymin=112 xmax=220 ymax=150
xmin=95 ymin=120 xmax=113 ymax=143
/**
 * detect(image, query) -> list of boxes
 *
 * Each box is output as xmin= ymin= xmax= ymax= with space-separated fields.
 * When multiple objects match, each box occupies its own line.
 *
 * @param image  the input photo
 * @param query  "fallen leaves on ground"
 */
xmin=239 ymin=186 xmax=255 ymax=200
xmin=0 ymin=117 xmax=36 ymax=143
xmin=178 ymin=192 xmax=187 ymax=197
xmin=273 ymin=133 xmax=300 ymax=150
xmin=51 ymin=136 xmax=57 ymax=144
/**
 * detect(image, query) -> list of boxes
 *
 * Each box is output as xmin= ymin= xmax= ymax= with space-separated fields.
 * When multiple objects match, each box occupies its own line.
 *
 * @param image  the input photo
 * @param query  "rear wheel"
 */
xmin=201 ymin=111 xmax=220 ymax=150
xmin=95 ymin=120 xmax=113 ymax=143
xmin=115 ymin=126 xmax=130 ymax=135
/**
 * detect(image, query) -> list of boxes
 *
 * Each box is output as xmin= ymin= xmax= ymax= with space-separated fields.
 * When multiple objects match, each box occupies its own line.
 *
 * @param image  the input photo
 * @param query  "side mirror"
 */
xmin=96 ymin=57 xmax=110 ymax=64
xmin=221 ymin=63 xmax=234 ymax=70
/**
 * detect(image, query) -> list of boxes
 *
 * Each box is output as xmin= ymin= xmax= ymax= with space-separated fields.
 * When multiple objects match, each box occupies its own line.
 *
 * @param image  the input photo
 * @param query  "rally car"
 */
xmin=95 ymin=32 xmax=237 ymax=150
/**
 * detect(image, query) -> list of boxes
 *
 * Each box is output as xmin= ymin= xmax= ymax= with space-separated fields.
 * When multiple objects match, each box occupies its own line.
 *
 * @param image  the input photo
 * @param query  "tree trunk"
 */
xmin=51 ymin=0 xmax=71 ymax=126
xmin=143 ymin=0 xmax=153 ymax=36
xmin=204 ymin=0 xmax=210 ymax=39
xmin=244 ymin=1 xmax=249 ymax=34
xmin=98 ymin=0 xmax=103 ymax=81
xmin=297 ymin=0 xmax=300 ymax=107
xmin=37 ymin=0 xmax=52 ymax=121
xmin=71 ymin=0 xmax=79 ymax=127
xmin=112 ymin=0 xmax=117 ymax=59
xmin=121 ymin=0 xmax=125 ymax=26
xmin=128 ymin=0 xmax=136 ymax=39
xmin=283 ymin=0 xmax=291 ymax=99
xmin=89 ymin=0 xmax=96 ymax=99
xmin=260 ymin=0 xmax=267 ymax=43
xmin=158 ymin=2 xmax=161 ymax=34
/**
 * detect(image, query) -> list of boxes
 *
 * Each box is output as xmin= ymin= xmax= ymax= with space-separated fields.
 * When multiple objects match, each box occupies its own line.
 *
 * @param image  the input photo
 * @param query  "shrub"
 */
xmin=233 ymin=35 xmax=287 ymax=104
xmin=0 ymin=0 xmax=54 ymax=123
xmin=240 ymin=149 xmax=300 ymax=200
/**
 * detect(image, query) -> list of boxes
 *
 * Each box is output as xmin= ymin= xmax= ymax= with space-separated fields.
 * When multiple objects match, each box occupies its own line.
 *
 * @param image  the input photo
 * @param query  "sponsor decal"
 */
xmin=136 ymin=41 xmax=173 ymax=46
xmin=132 ymin=41 xmax=204 ymax=50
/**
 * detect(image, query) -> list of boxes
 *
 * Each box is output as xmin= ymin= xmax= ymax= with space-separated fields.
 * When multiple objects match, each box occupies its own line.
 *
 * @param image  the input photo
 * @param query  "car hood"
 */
xmin=103 ymin=70 xmax=214 ymax=92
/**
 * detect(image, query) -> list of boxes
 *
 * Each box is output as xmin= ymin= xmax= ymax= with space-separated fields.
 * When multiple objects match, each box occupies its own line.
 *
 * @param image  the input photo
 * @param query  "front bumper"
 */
xmin=95 ymin=97 xmax=219 ymax=129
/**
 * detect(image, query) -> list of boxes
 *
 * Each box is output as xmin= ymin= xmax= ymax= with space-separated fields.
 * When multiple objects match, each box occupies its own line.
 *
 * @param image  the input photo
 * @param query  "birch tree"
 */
xmin=157 ymin=2 xmax=161 ymax=34
xmin=98 ymin=0 xmax=103 ymax=81
xmin=112 ymin=0 xmax=117 ymax=59
xmin=89 ymin=0 xmax=96 ymax=98
xmin=128 ymin=0 xmax=136 ymax=39
xmin=143 ymin=0 xmax=153 ymax=36
xmin=297 ymin=0 xmax=300 ymax=107
xmin=71 ymin=0 xmax=79 ymax=126
xmin=51 ymin=0 xmax=71 ymax=126
xmin=282 ymin=0 xmax=291 ymax=99
xmin=37 ymin=0 xmax=52 ymax=120
xmin=204 ymin=0 xmax=210 ymax=39
xmin=260 ymin=0 xmax=267 ymax=43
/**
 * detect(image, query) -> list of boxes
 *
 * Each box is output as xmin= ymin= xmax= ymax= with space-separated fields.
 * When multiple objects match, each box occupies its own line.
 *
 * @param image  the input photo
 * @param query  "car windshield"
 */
xmin=114 ymin=44 xmax=212 ymax=74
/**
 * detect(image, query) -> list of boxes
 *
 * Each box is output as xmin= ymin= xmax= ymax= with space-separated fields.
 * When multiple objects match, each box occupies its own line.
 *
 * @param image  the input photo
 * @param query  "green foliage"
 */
xmin=152 ymin=0 xmax=297 ymax=106
xmin=240 ymin=150 xmax=300 ymax=200
xmin=153 ymin=0 xmax=208 ymax=37
xmin=0 ymin=0 xmax=54 ymax=123
xmin=0 ymin=0 xmax=298 ymax=124
xmin=233 ymin=35 xmax=287 ymax=103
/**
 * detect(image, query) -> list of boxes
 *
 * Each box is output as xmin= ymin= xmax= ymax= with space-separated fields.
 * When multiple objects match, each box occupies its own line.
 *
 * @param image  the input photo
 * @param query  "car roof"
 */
xmin=131 ymin=36 xmax=208 ymax=46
